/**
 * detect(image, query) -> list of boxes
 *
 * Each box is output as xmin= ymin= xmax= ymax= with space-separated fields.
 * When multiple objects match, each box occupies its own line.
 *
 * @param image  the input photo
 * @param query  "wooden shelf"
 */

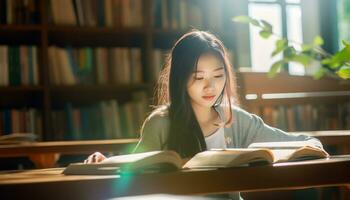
xmin=152 ymin=29 xmax=186 ymax=49
xmin=0 ymin=86 xmax=44 ymax=108
xmin=0 ymin=86 xmax=44 ymax=92
xmin=0 ymin=25 xmax=42 ymax=44
xmin=50 ymin=84 xmax=151 ymax=107
xmin=151 ymin=28 xmax=235 ymax=49
xmin=50 ymin=83 xmax=150 ymax=93
xmin=0 ymin=24 xmax=43 ymax=31
xmin=244 ymin=96 xmax=350 ymax=107
xmin=0 ymin=0 xmax=348 ymax=141
xmin=47 ymin=26 xmax=146 ymax=47
xmin=237 ymin=72 xmax=350 ymax=94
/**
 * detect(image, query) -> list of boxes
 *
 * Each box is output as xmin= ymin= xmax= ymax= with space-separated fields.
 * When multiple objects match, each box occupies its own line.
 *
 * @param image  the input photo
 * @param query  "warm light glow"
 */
xmin=261 ymin=91 xmax=350 ymax=99
xmin=245 ymin=94 xmax=258 ymax=100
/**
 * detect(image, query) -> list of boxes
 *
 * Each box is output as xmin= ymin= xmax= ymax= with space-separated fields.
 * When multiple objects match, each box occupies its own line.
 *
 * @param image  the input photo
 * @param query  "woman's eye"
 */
xmin=194 ymin=77 xmax=204 ymax=80
xmin=214 ymin=74 xmax=224 ymax=78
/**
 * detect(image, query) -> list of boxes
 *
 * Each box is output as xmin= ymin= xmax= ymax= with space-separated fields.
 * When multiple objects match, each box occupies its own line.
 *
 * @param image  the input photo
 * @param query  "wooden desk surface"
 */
xmin=292 ymin=130 xmax=350 ymax=146
xmin=0 ymin=138 xmax=138 ymax=157
xmin=0 ymin=131 xmax=349 ymax=168
xmin=1 ymin=156 xmax=350 ymax=200
xmin=1 ymin=130 xmax=349 ymax=157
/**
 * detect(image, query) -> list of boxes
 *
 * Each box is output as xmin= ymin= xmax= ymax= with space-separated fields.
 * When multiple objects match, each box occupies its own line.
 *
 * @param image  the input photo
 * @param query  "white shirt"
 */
xmin=205 ymin=127 xmax=227 ymax=149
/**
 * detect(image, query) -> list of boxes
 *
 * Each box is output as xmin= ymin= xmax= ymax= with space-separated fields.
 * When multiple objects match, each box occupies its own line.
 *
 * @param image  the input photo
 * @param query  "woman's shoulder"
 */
xmin=147 ymin=105 xmax=169 ymax=119
xmin=142 ymin=105 xmax=170 ymax=127
xmin=216 ymin=104 xmax=253 ymax=119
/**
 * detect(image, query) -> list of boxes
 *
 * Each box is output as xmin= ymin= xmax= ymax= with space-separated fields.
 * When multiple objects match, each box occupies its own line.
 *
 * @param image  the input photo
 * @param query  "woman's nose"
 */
xmin=204 ymin=78 xmax=215 ymax=90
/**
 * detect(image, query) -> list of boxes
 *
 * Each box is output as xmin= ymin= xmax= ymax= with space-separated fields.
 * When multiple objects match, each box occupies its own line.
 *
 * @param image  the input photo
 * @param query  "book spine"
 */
xmin=0 ymin=0 xmax=6 ymax=24
xmin=4 ymin=109 xmax=12 ymax=134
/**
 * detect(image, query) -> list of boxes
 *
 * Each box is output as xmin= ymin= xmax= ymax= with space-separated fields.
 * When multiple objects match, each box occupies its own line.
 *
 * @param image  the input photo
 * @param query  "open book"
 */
xmin=63 ymin=141 xmax=329 ymax=175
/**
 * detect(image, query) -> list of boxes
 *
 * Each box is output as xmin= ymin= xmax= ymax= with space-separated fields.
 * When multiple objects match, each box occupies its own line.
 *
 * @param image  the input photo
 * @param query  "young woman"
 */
xmin=86 ymin=29 xmax=323 ymax=161
xmin=85 ymin=30 xmax=323 ymax=199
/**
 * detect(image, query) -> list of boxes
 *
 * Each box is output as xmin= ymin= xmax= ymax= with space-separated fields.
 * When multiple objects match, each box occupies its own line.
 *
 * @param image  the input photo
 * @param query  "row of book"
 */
xmin=0 ymin=0 xmax=40 ymax=24
xmin=49 ymin=0 xmax=143 ymax=28
xmin=0 ymin=45 xmax=39 ymax=86
xmin=51 ymin=92 xmax=148 ymax=140
xmin=150 ymin=48 xmax=235 ymax=82
xmin=150 ymin=48 xmax=168 ymax=81
xmin=0 ymin=108 xmax=42 ymax=138
xmin=48 ymin=0 xmax=226 ymax=30
xmin=259 ymin=103 xmax=350 ymax=132
xmin=153 ymin=0 xmax=225 ymax=30
xmin=48 ymin=46 xmax=142 ymax=85
xmin=0 ymin=45 xmax=232 ymax=86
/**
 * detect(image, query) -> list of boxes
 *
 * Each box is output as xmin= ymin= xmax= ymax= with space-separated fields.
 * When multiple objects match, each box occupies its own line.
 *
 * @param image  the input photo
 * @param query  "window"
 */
xmin=248 ymin=0 xmax=304 ymax=75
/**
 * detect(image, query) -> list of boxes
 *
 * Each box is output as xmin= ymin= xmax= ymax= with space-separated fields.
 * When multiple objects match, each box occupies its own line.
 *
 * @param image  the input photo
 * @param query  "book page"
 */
xmin=289 ymin=146 xmax=329 ymax=161
xmin=101 ymin=151 xmax=165 ymax=164
xmin=183 ymin=149 xmax=274 ymax=168
xmin=270 ymin=149 xmax=300 ymax=162
xmin=63 ymin=151 xmax=183 ymax=175
xmin=248 ymin=141 xmax=316 ymax=149
xmin=271 ymin=146 xmax=329 ymax=163
xmin=101 ymin=151 xmax=183 ymax=170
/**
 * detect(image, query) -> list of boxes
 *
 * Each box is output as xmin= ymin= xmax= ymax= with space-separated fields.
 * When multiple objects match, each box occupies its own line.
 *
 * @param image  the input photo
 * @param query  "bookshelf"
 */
xmin=237 ymin=72 xmax=350 ymax=200
xmin=0 ymin=0 xmax=238 ymax=141
xmin=1 ymin=0 xmax=349 ymax=140
xmin=1 ymin=0 xmax=350 ymax=199
xmin=237 ymin=72 xmax=350 ymax=133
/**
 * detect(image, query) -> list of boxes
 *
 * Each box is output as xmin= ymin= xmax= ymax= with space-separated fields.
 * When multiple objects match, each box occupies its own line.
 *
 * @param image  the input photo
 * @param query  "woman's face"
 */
xmin=187 ymin=53 xmax=226 ymax=110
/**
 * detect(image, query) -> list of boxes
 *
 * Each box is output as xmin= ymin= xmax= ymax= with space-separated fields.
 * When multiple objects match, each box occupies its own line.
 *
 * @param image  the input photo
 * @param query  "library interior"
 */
xmin=0 ymin=0 xmax=350 ymax=200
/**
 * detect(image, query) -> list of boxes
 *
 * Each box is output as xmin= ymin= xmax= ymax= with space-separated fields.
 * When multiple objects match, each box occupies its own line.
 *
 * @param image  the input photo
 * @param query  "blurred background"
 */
xmin=0 ymin=0 xmax=349 ymax=199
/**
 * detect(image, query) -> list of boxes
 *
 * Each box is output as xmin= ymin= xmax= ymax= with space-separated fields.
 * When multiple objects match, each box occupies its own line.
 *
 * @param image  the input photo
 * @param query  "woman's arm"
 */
xmin=133 ymin=114 xmax=169 ymax=153
xmin=84 ymin=111 xmax=169 ymax=163
xmin=234 ymin=107 xmax=323 ymax=148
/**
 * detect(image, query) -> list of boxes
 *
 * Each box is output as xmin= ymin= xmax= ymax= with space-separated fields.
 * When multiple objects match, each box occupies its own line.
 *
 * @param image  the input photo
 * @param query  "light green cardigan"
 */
xmin=133 ymin=105 xmax=323 ymax=153
xmin=132 ymin=105 xmax=323 ymax=200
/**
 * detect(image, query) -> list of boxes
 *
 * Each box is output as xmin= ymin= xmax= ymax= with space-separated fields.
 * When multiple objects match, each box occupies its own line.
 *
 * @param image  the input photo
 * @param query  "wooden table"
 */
xmin=0 ymin=139 xmax=138 ymax=168
xmin=292 ymin=130 xmax=350 ymax=155
xmin=293 ymin=130 xmax=350 ymax=146
xmin=0 ymin=130 xmax=349 ymax=168
xmin=1 ymin=156 xmax=350 ymax=200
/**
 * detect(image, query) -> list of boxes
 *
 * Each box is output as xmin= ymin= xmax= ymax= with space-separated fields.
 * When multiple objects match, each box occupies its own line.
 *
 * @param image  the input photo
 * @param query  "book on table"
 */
xmin=63 ymin=141 xmax=329 ymax=175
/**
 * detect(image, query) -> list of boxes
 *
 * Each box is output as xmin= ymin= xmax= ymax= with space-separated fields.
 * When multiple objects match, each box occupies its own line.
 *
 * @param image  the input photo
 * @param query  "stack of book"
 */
xmin=0 ymin=45 xmax=39 ymax=86
xmin=48 ymin=46 xmax=142 ymax=85
xmin=0 ymin=108 xmax=42 ymax=139
xmin=153 ymin=0 xmax=224 ymax=30
xmin=49 ymin=0 xmax=143 ymax=27
xmin=0 ymin=0 xmax=40 ymax=24
xmin=260 ymin=103 xmax=350 ymax=131
xmin=51 ymin=92 xmax=148 ymax=140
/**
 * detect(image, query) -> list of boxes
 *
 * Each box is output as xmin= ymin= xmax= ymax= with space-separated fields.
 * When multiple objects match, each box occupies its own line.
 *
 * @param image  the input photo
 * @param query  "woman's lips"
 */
xmin=202 ymin=95 xmax=215 ymax=101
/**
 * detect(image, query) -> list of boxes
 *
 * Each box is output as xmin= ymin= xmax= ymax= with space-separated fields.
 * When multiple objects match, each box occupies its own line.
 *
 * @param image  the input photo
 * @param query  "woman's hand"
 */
xmin=84 ymin=152 xmax=106 ymax=164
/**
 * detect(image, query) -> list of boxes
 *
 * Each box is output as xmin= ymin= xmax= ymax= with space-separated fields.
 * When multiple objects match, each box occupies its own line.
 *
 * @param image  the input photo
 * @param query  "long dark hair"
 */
xmin=153 ymin=30 xmax=239 ymax=158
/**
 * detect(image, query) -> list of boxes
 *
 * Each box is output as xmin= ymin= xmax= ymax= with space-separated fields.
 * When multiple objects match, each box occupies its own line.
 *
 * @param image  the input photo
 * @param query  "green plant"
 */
xmin=233 ymin=16 xmax=350 ymax=80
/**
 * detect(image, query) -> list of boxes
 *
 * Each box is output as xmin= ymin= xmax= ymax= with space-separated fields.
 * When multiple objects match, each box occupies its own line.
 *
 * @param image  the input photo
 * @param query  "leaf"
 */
xmin=332 ymin=45 xmax=350 ymax=64
xmin=232 ymin=16 xmax=259 ymax=26
xmin=313 ymin=36 xmax=324 ymax=46
xmin=337 ymin=66 xmax=350 ymax=79
xmin=271 ymin=39 xmax=287 ymax=57
xmin=342 ymin=40 xmax=350 ymax=47
xmin=330 ymin=62 xmax=342 ymax=69
xmin=290 ymin=54 xmax=313 ymax=67
xmin=268 ymin=60 xmax=285 ymax=78
xmin=260 ymin=20 xmax=272 ymax=32
xmin=321 ymin=56 xmax=341 ymax=69
xmin=321 ymin=58 xmax=332 ymax=65
xmin=301 ymin=44 xmax=313 ymax=52
xmin=259 ymin=30 xmax=272 ymax=39
xmin=284 ymin=46 xmax=297 ymax=58
xmin=313 ymin=67 xmax=326 ymax=80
